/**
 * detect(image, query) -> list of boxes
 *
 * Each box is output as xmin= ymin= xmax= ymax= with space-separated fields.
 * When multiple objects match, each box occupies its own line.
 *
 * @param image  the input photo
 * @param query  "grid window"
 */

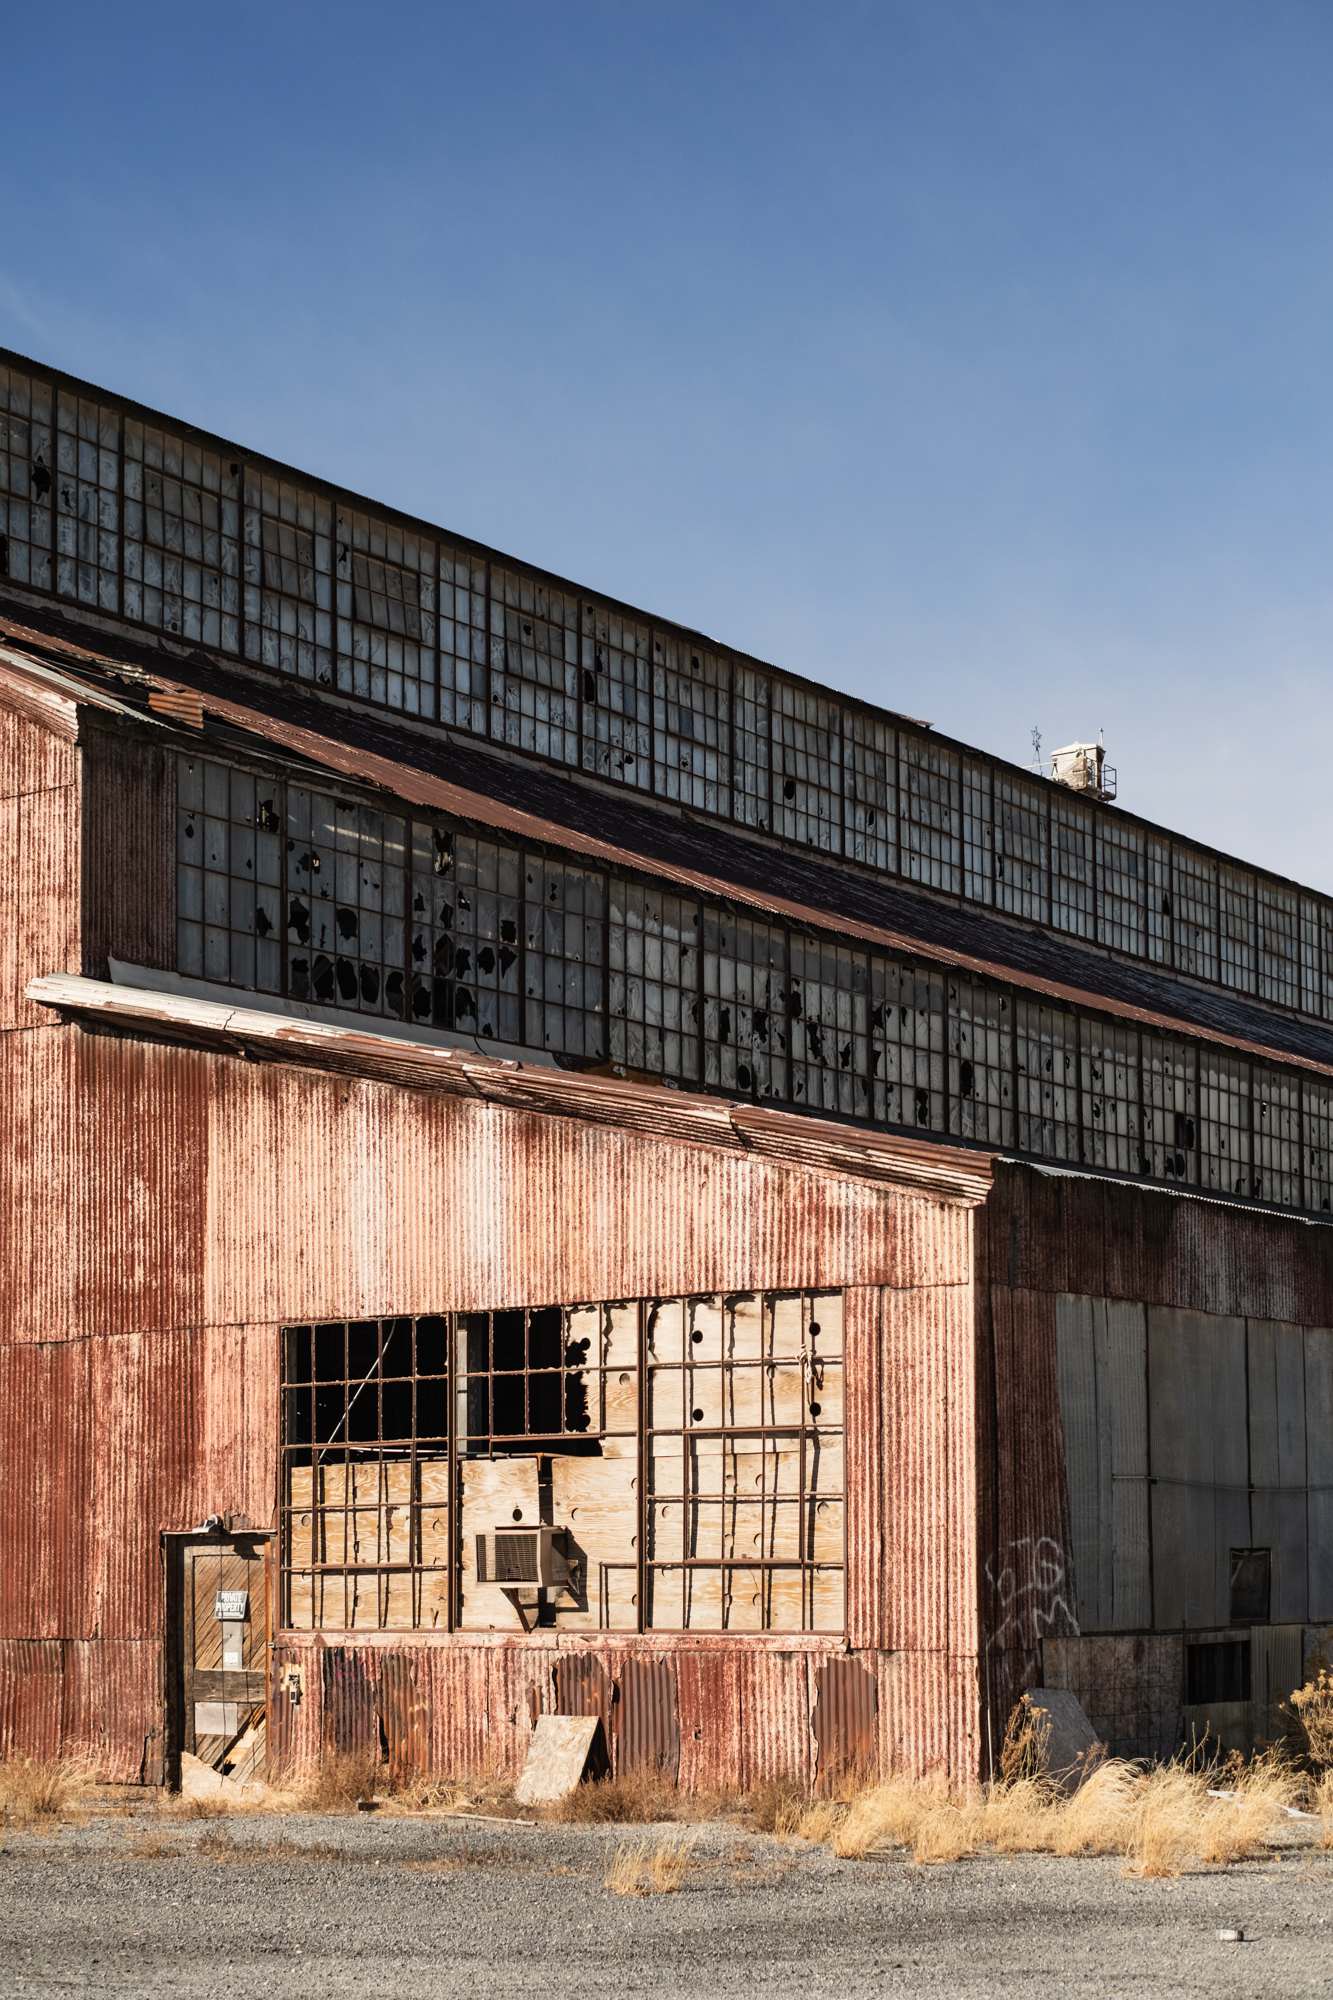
xmin=1015 ymin=1000 xmax=1079 ymax=1160
xmin=1219 ymin=866 xmax=1256 ymax=995
xmin=645 ymin=1291 xmax=843 ymax=1633
xmin=948 ymin=978 xmax=1013 ymax=1145
xmin=176 ymin=755 xmax=284 ymax=991
xmin=1199 ymin=1047 xmax=1252 ymax=1197
xmin=488 ymin=568 xmax=580 ymax=766
xmin=1096 ymin=818 xmax=1146 ymax=956
xmin=438 ymin=545 xmax=488 ymax=733
xmin=1172 ymin=849 xmax=1219 ymax=983
xmin=124 ymin=422 xmax=241 ymax=650
xmin=733 ymin=665 xmax=772 ymax=832
xmin=0 ymin=365 xmax=53 ymax=592
xmin=243 ymin=474 xmax=334 ymax=684
xmin=1301 ymin=901 xmax=1333 ymax=1023
xmin=1142 ymin=1034 xmax=1197 ymax=1184
xmin=771 ymin=683 xmax=842 ymax=854
xmin=1145 ymin=835 xmax=1173 ymax=966
xmin=54 ymin=391 xmax=119 ymax=613
xmin=286 ymin=786 xmax=406 ymax=1018
xmin=652 ymin=637 xmax=730 ymax=815
xmin=786 ymin=935 xmax=869 ymax=1117
xmin=1257 ymin=882 xmax=1300 ymax=1012
xmin=609 ymin=879 xmax=701 ymax=1083
xmin=1080 ymin=1019 xmax=1141 ymax=1174
xmin=335 ymin=508 xmax=436 ymax=717
xmin=962 ymin=758 xmax=994 ymax=905
xmin=870 ymin=959 xmax=946 ymax=1131
xmin=408 ymin=824 xmax=523 ymax=1043
xmin=1303 ymin=1078 xmax=1333 ymax=1214
xmin=899 ymin=736 xmax=960 ymax=894
xmin=522 ymin=854 xmax=606 ymax=1059
xmin=581 ymin=603 xmax=653 ymax=788
xmin=994 ymin=774 xmax=1048 ymax=922
xmin=282 ymin=1317 xmax=450 ymax=1632
xmin=1253 ymin=1067 xmax=1300 ymax=1207
xmin=843 ymin=711 xmax=897 ymax=873
xmin=702 ymin=910 xmax=787 ymax=1099
xmin=1051 ymin=796 xmax=1094 ymax=940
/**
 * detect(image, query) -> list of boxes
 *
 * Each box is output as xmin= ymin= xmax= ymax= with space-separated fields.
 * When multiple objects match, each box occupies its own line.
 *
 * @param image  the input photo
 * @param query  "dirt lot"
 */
xmin=1 ymin=1806 xmax=1332 ymax=1999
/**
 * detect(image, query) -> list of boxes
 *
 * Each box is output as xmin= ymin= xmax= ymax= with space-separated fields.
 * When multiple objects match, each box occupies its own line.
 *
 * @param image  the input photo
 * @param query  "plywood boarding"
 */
xmin=1148 ymin=1308 xmax=1249 ymax=1630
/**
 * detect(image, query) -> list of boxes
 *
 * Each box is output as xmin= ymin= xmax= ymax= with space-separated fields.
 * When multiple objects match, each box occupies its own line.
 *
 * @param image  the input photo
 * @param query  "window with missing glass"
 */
xmin=280 ymin=1289 xmax=843 ymax=1636
xmin=173 ymin=749 xmax=1333 ymax=1219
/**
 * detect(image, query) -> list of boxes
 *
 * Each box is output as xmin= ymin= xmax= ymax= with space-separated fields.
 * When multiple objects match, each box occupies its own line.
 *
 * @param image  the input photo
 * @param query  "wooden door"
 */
xmin=178 ymin=1534 xmax=270 ymax=1781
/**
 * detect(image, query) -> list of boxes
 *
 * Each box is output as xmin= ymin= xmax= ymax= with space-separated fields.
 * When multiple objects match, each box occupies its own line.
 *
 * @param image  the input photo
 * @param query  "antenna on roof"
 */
xmin=1030 ymin=725 xmax=1043 ymax=774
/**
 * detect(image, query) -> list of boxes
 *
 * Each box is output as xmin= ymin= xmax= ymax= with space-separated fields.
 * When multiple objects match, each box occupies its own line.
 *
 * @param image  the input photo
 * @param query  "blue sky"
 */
xmin=4 ymin=2 xmax=1332 ymax=882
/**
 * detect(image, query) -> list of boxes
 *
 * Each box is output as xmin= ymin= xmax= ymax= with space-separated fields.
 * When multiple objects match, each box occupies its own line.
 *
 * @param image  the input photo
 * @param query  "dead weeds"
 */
xmin=603 ymin=1833 xmax=695 ymax=1896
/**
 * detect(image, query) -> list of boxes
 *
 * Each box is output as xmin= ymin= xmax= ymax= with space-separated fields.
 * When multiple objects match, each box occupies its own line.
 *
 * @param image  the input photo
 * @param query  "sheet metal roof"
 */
xmin=6 ymin=606 xmax=1333 ymax=1082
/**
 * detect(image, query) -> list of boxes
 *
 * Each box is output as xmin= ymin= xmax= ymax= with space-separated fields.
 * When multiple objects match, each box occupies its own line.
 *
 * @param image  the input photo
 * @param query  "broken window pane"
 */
xmin=335 ymin=507 xmax=436 ymax=717
xmin=124 ymin=421 xmax=241 ymax=651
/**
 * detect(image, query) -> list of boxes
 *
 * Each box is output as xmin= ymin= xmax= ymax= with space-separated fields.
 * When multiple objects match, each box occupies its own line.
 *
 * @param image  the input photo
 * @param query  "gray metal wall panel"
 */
xmin=1247 ymin=1321 xmax=1309 ymax=1626
xmin=1101 ymin=1299 xmax=1151 ymax=1629
xmin=1149 ymin=1308 xmax=1248 ymax=1629
xmin=1305 ymin=1330 xmax=1333 ymax=1621
xmin=1057 ymin=1293 xmax=1151 ymax=1635
xmin=1250 ymin=1624 xmax=1304 ymax=1744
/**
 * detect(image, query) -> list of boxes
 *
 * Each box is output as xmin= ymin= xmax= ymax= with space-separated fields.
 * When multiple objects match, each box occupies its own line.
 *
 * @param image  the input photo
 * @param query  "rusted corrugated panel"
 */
xmin=986 ymin=1286 xmax=1073 ymax=1674
xmin=811 ymin=1659 xmax=877 ymax=1791
xmin=881 ymin=1282 xmax=980 ymax=1659
xmin=80 ymin=732 xmax=174 ymax=979
xmin=617 ymin=1658 xmax=681 ymax=1779
xmin=0 ymin=1338 xmax=94 ymax=1639
xmin=379 ymin=1652 xmax=428 ymax=1783
xmin=3 ymin=767 xmax=79 ymax=1032
xmin=0 ymin=1027 xmax=209 ymax=1344
xmin=876 ymin=1649 xmax=982 ymax=1786
xmin=0 ymin=1638 xmax=161 ymax=1781
xmin=321 ymin=1648 xmax=380 ymax=1759
xmin=843 ymin=1286 xmax=885 ymax=1651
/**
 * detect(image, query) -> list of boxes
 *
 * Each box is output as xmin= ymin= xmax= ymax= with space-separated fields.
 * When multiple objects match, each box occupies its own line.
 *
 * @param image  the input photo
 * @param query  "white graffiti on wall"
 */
xmin=986 ymin=1536 xmax=1080 ymax=1650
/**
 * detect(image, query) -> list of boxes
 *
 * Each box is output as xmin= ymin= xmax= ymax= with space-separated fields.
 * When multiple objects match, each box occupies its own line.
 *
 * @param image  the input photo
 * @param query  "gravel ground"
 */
xmin=2 ymin=1807 xmax=1332 ymax=1998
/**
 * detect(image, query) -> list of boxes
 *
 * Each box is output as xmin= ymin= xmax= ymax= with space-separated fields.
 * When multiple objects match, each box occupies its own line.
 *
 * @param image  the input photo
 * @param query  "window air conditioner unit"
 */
xmin=476 ymin=1525 xmax=575 ymax=1590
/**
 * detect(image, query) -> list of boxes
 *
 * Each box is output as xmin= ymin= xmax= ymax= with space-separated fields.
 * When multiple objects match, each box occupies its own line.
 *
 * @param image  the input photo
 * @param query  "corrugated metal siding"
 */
xmin=0 ymin=1638 xmax=161 ymax=1781
xmin=0 ymin=703 xmax=80 ymax=1029
xmin=881 ymin=1280 xmax=980 ymax=1657
xmin=80 ymin=731 xmax=174 ymax=979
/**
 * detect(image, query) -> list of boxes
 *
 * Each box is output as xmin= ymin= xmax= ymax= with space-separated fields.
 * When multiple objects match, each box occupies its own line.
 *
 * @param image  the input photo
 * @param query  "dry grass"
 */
xmin=285 ymin=1752 xmax=384 ymax=1814
xmin=0 ymin=1756 xmax=96 ymax=1828
xmin=1314 ymin=1770 xmax=1333 ymax=1850
xmin=551 ymin=1768 xmax=686 ymax=1825
xmin=1291 ymin=1670 xmax=1333 ymax=1771
xmin=603 ymin=1833 xmax=694 ymax=1896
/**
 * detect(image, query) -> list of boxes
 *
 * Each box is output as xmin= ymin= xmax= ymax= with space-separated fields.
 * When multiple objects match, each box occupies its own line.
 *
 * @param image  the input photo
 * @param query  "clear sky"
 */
xmin=4 ymin=2 xmax=1331 ymax=883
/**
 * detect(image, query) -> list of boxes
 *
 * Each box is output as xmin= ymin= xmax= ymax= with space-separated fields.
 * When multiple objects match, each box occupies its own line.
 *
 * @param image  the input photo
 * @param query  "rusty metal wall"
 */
xmin=0 ymin=980 xmax=985 ymax=1787
xmin=265 ymin=1635 xmax=980 ymax=1792
xmin=0 ymin=1026 xmax=976 ymax=1346
xmin=0 ymin=702 xmax=80 ymax=1030
xmin=80 ymin=727 xmax=175 ymax=980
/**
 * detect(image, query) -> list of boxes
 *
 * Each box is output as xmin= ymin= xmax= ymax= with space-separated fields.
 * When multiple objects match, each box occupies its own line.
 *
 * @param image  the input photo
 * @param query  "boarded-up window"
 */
xmin=645 ymin=1291 xmax=843 ymax=1633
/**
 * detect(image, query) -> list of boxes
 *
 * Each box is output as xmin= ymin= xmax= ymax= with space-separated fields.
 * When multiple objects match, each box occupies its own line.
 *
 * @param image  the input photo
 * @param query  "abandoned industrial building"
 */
xmin=4 ymin=346 xmax=1333 ymax=1796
